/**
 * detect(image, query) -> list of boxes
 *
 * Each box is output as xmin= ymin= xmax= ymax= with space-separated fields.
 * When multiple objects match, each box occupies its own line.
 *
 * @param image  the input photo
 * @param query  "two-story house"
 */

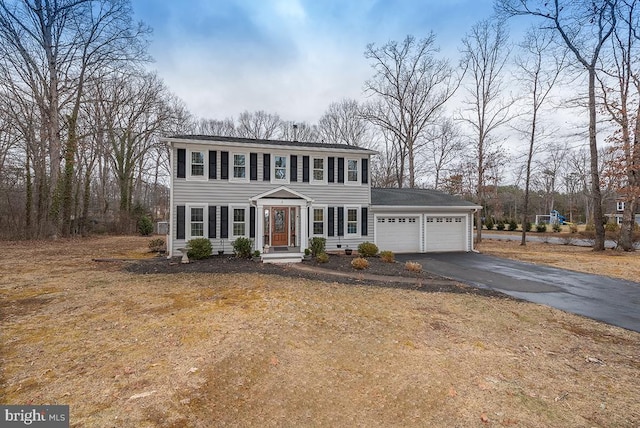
xmin=164 ymin=135 xmax=481 ymax=262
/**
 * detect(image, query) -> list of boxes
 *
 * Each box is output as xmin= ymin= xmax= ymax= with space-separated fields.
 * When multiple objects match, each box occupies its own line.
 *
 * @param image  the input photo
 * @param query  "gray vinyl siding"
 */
xmin=170 ymin=142 xmax=373 ymax=254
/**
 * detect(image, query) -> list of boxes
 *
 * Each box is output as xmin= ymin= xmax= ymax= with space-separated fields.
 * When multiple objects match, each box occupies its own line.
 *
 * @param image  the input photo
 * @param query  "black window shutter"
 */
xmin=328 ymin=157 xmax=335 ymax=183
xmin=208 ymin=151 xmax=217 ymax=179
xmin=337 ymin=157 xmax=345 ymax=183
xmin=263 ymin=153 xmax=271 ymax=181
xmin=208 ymin=206 xmax=216 ymax=238
xmin=290 ymin=155 xmax=298 ymax=182
xmin=221 ymin=151 xmax=229 ymax=180
xmin=177 ymin=205 xmax=185 ymax=239
xmin=327 ymin=207 xmax=335 ymax=237
xmin=362 ymin=158 xmax=368 ymax=184
xmin=250 ymin=153 xmax=258 ymax=181
xmin=177 ymin=149 xmax=186 ymax=178
xmin=302 ymin=156 xmax=310 ymax=182
xmin=250 ymin=206 xmax=256 ymax=238
xmin=220 ymin=206 xmax=229 ymax=238
xmin=361 ymin=207 xmax=368 ymax=236
xmin=337 ymin=207 xmax=344 ymax=236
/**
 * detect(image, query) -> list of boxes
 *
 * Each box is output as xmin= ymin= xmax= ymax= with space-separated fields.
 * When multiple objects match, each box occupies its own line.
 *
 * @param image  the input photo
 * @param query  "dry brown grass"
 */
xmin=477 ymin=237 xmax=640 ymax=281
xmin=1 ymin=236 xmax=639 ymax=427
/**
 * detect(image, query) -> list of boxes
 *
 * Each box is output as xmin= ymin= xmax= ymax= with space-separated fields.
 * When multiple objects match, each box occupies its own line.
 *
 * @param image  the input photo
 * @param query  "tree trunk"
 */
xmin=588 ymin=70 xmax=605 ymax=250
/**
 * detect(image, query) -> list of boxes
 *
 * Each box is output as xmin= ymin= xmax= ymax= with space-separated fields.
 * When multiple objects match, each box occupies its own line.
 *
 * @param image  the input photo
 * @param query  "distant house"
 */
xmin=162 ymin=135 xmax=481 ymax=262
xmin=605 ymin=199 xmax=640 ymax=226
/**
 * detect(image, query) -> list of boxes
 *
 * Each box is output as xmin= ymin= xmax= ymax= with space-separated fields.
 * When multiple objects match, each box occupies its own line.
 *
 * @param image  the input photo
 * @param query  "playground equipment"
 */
xmin=535 ymin=210 xmax=573 ymax=225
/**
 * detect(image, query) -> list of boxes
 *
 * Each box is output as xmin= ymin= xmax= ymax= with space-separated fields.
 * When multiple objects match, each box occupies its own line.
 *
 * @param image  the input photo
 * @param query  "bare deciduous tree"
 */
xmin=192 ymin=118 xmax=236 ymax=136
xmin=514 ymin=28 xmax=567 ymax=245
xmin=497 ymin=0 xmax=617 ymax=250
xmin=363 ymin=34 xmax=460 ymax=188
xmin=279 ymin=121 xmax=319 ymax=142
xmin=424 ymin=118 xmax=467 ymax=190
xmin=236 ymin=110 xmax=282 ymax=140
xmin=598 ymin=0 xmax=640 ymax=251
xmin=318 ymin=99 xmax=372 ymax=148
xmin=459 ymin=18 xmax=513 ymax=243
xmin=0 ymin=0 xmax=150 ymax=236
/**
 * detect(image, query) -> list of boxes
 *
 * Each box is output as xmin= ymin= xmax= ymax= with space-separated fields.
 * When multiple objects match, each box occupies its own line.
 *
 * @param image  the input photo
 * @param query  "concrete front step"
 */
xmin=261 ymin=253 xmax=304 ymax=264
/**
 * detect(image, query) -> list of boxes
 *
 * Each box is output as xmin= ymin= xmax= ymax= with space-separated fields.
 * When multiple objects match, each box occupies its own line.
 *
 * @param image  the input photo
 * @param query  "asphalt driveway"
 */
xmin=396 ymin=252 xmax=640 ymax=333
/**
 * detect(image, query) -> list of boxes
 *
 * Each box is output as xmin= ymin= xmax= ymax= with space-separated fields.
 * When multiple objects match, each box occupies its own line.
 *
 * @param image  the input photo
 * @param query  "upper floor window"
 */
xmin=617 ymin=201 xmax=625 ymax=211
xmin=274 ymin=155 xmax=287 ymax=181
xmin=313 ymin=158 xmax=324 ymax=182
xmin=347 ymin=159 xmax=358 ymax=183
xmin=233 ymin=154 xmax=246 ymax=179
xmin=191 ymin=151 xmax=205 ymax=177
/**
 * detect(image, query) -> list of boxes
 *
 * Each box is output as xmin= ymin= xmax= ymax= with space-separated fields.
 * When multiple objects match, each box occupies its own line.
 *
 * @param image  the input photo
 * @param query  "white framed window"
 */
xmin=188 ymin=206 xmax=205 ymax=238
xmin=188 ymin=150 xmax=206 ymax=180
xmin=346 ymin=207 xmax=359 ymax=235
xmin=232 ymin=207 xmax=246 ymax=237
xmin=232 ymin=153 xmax=247 ymax=180
xmin=617 ymin=201 xmax=625 ymax=211
xmin=273 ymin=155 xmax=288 ymax=182
xmin=347 ymin=159 xmax=358 ymax=183
xmin=312 ymin=157 xmax=325 ymax=183
xmin=312 ymin=207 xmax=325 ymax=236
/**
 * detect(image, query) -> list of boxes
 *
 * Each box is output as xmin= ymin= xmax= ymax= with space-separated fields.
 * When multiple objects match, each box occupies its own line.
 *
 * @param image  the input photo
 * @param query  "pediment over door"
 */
xmin=250 ymin=186 xmax=313 ymax=203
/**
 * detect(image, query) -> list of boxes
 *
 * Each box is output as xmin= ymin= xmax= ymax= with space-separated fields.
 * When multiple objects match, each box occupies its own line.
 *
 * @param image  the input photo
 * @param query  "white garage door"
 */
xmin=376 ymin=216 xmax=420 ymax=253
xmin=425 ymin=216 xmax=466 ymax=252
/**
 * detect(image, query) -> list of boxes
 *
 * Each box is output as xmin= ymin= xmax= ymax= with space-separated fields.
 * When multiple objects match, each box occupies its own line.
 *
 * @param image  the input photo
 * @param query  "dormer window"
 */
xmin=617 ymin=201 xmax=625 ymax=211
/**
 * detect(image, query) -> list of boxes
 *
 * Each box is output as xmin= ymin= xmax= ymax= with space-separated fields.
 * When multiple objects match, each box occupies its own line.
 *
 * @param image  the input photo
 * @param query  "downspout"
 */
xmin=167 ymin=141 xmax=174 ymax=259
xmin=471 ymin=208 xmax=480 ymax=253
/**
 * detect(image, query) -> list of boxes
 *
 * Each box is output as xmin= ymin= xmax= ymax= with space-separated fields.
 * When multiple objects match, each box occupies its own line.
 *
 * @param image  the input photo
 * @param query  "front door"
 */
xmin=271 ymin=207 xmax=289 ymax=247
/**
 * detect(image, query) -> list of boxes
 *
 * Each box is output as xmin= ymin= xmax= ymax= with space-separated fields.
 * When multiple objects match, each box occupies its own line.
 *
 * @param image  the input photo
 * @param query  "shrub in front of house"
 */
xmin=569 ymin=224 xmax=578 ymax=234
xmin=524 ymin=221 xmax=532 ymax=232
xmin=508 ymin=219 xmax=518 ymax=231
xmin=148 ymin=237 xmax=165 ymax=252
xmin=232 ymin=237 xmax=253 ymax=258
xmin=496 ymin=220 xmax=505 ymax=231
xmin=552 ymin=223 xmax=562 ymax=233
xmin=351 ymin=257 xmax=369 ymax=270
xmin=484 ymin=218 xmax=494 ymax=230
xmin=380 ymin=250 xmax=395 ymax=263
xmin=187 ymin=238 xmax=212 ymax=260
xmin=536 ymin=223 xmax=547 ymax=233
xmin=316 ymin=252 xmax=329 ymax=263
xmin=138 ymin=215 xmax=153 ymax=236
xmin=405 ymin=261 xmax=422 ymax=272
xmin=357 ymin=241 xmax=379 ymax=257
xmin=310 ymin=237 xmax=326 ymax=257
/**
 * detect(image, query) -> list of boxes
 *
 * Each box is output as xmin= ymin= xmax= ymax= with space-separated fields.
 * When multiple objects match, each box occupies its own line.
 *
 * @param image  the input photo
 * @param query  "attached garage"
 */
xmin=375 ymin=216 xmax=421 ymax=253
xmin=424 ymin=216 xmax=467 ymax=252
xmin=371 ymin=188 xmax=480 ymax=253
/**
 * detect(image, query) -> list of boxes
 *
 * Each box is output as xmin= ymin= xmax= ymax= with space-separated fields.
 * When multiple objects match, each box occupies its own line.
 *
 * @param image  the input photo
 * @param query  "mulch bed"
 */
xmin=125 ymin=253 xmax=509 ymax=299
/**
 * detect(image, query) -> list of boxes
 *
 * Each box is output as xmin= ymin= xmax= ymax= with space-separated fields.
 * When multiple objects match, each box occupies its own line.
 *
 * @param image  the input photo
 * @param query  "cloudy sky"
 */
xmin=131 ymin=0 xmax=498 ymax=123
